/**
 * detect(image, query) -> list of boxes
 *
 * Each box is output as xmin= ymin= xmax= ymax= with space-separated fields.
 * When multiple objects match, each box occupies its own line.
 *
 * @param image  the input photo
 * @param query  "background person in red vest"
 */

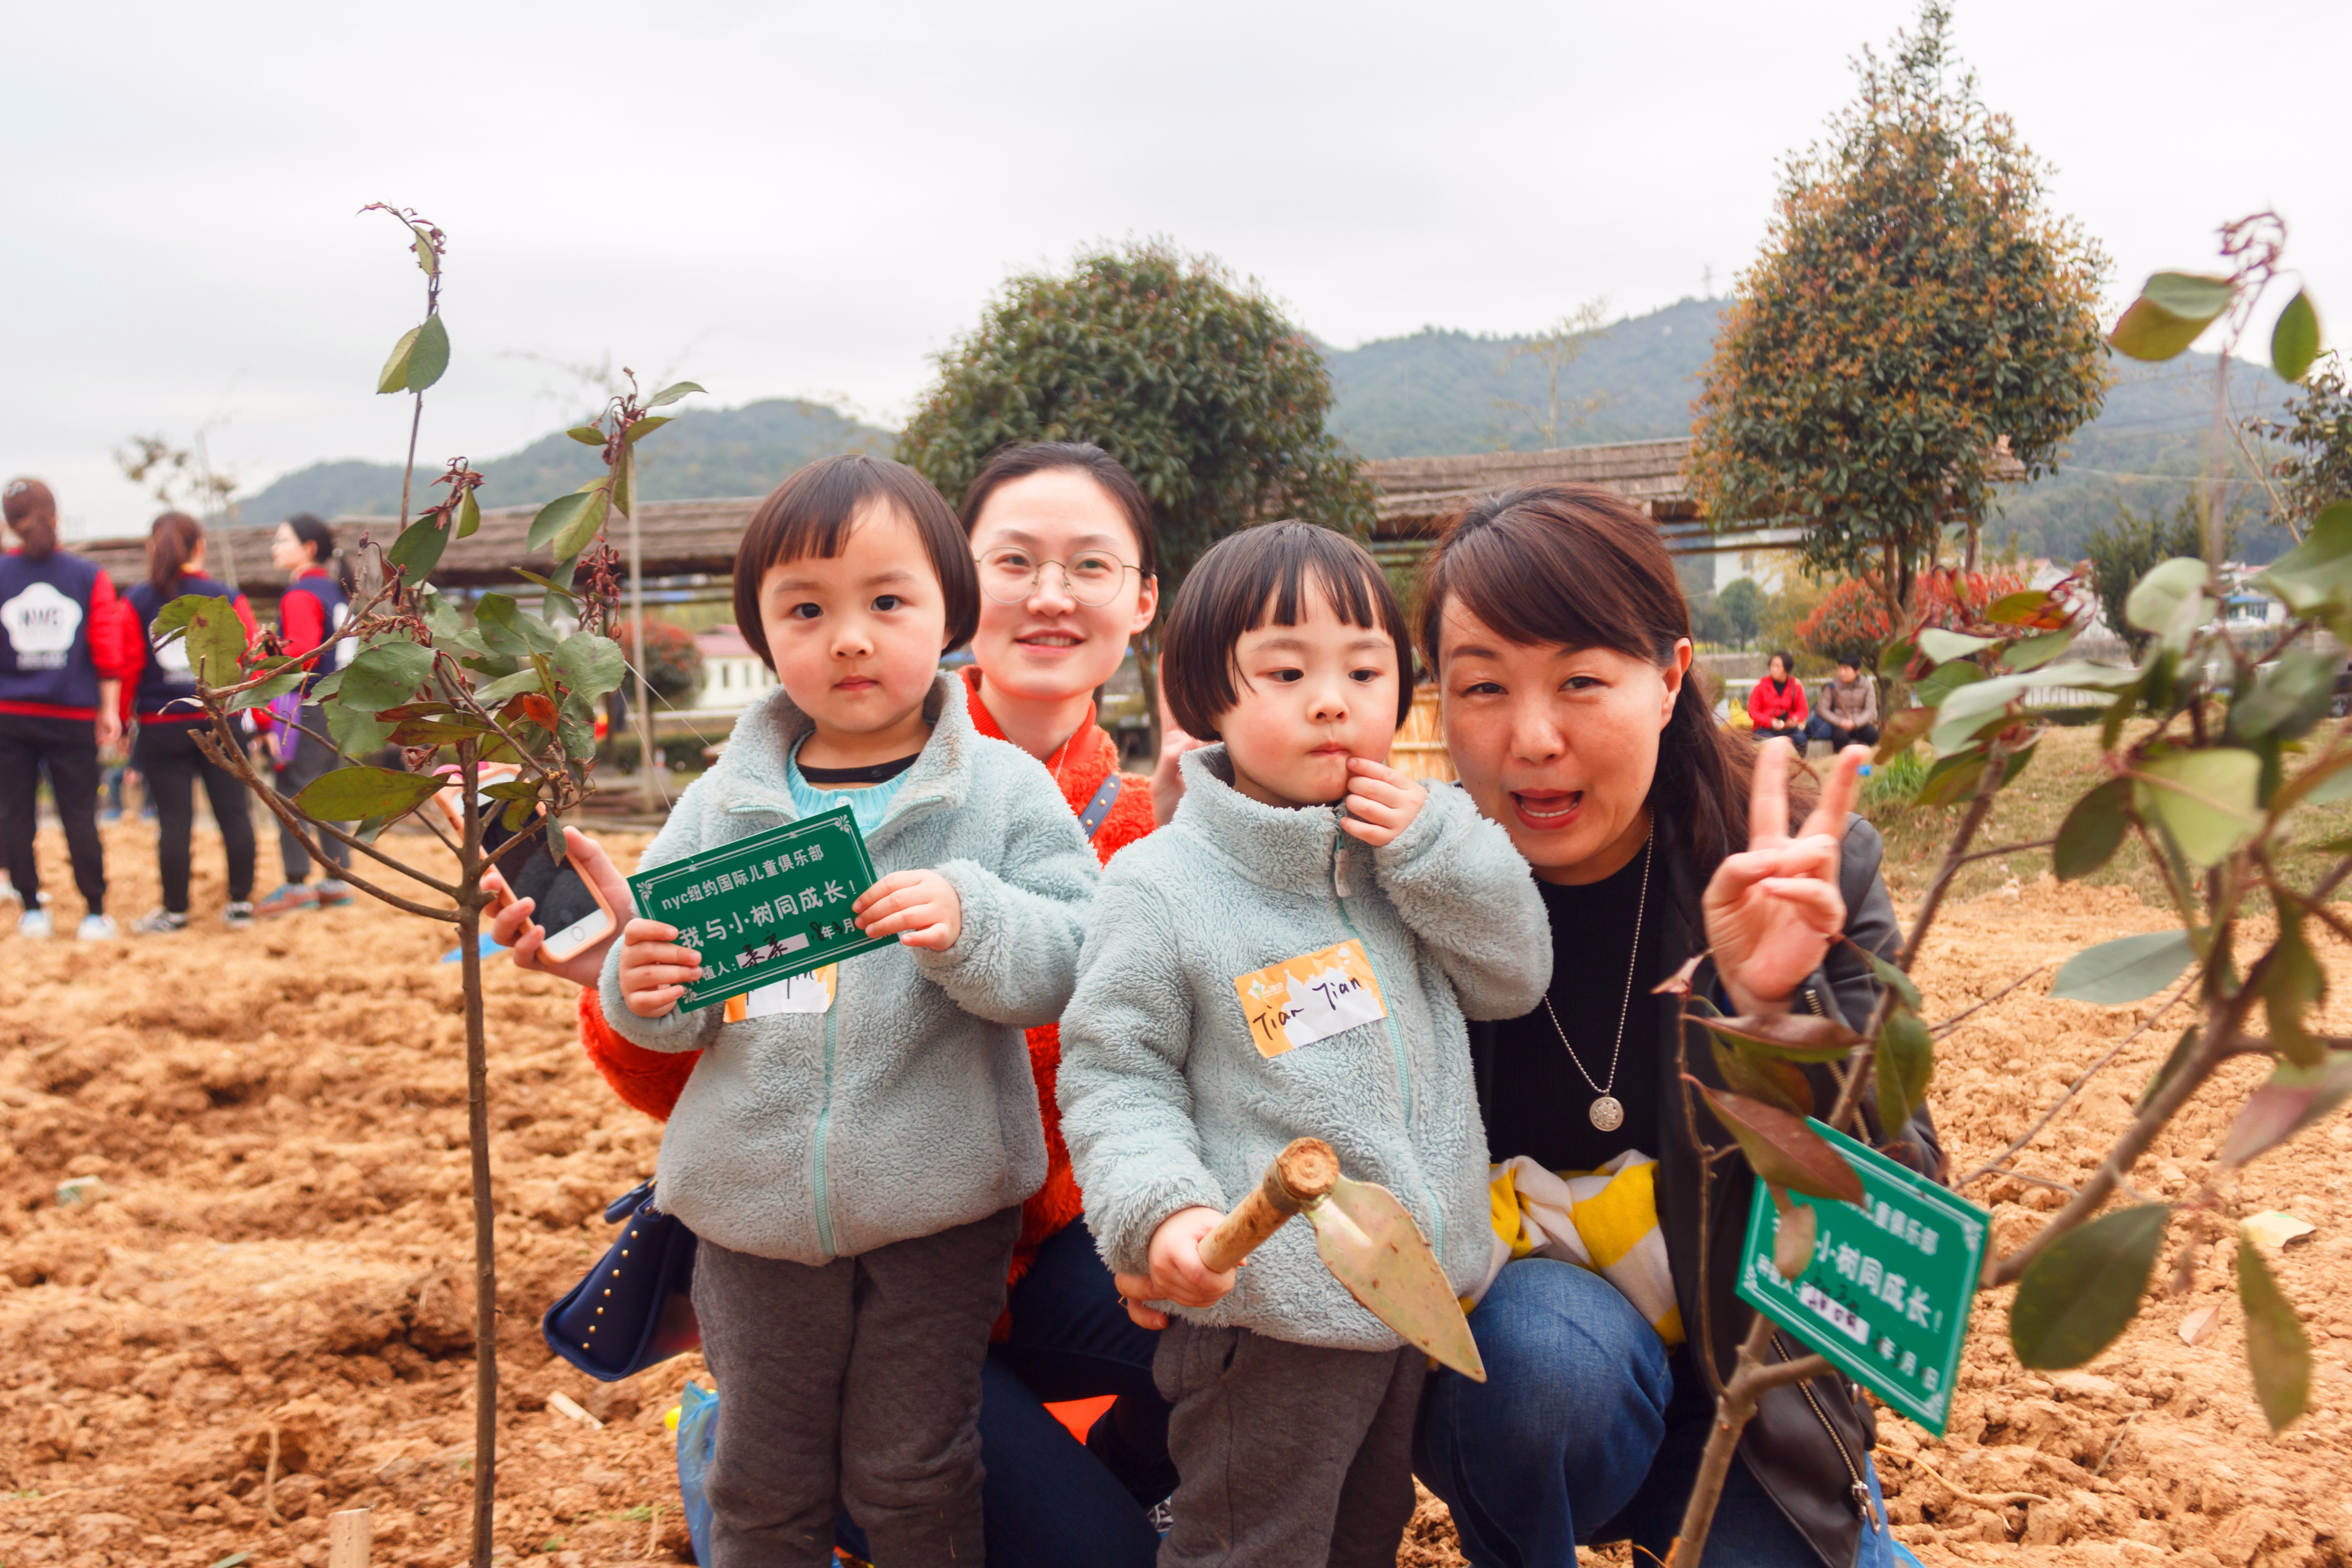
xmin=0 ymin=478 xmax=138 ymax=940
xmin=496 ymin=443 xmax=1184 ymax=1566
xmin=253 ymin=514 xmax=358 ymax=916
xmin=118 ymin=512 xmax=261 ymax=932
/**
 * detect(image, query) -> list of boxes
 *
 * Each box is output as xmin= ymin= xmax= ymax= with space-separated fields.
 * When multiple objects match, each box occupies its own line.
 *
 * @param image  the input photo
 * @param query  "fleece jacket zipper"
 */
xmin=728 ymin=788 xmax=946 ymax=1264
xmin=1329 ymin=827 xmax=1447 ymax=1268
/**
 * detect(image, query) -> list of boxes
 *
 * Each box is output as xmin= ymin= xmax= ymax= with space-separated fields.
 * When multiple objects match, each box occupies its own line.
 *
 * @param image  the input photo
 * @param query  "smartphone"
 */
xmin=434 ymin=768 xmax=620 ymax=961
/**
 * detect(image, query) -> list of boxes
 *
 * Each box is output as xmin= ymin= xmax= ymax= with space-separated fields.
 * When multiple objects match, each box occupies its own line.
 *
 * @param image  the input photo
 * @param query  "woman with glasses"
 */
xmin=498 ymin=443 xmax=1181 ymax=1566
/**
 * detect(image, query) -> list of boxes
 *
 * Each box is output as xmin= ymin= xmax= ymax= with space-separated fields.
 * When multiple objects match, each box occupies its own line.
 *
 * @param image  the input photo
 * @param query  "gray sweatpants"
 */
xmin=1153 ymin=1318 xmax=1427 ymax=1568
xmin=691 ymin=1207 xmax=1019 ymax=1568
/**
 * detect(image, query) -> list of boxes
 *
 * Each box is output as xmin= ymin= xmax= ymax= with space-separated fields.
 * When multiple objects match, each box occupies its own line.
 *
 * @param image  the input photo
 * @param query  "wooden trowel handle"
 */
xmin=1199 ymin=1137 xmax=1340 ymax=1274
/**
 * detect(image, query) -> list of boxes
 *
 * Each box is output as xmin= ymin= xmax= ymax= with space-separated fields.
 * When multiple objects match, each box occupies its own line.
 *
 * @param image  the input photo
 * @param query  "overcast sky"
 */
xmin=9 ymin=0 xmax=2344 ymax=539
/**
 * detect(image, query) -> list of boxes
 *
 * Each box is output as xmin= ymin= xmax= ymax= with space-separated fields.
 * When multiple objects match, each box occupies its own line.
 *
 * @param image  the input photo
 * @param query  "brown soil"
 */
xmin=2 ymin=826 xmax=2348 ymax=1567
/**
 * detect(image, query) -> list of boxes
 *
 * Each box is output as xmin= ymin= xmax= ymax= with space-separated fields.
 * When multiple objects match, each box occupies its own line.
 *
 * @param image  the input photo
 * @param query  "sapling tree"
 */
xmin=149 ymin=211 xmax=695 ymax=1568
xmin=1665 ymin=213 xmax=2342 ymax=1564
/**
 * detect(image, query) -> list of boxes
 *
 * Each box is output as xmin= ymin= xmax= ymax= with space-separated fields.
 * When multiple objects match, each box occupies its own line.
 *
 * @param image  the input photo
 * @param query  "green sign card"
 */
xmin=626 ymin=805 xmax=896 ymax=1015
xmin=1735 ymin=1117 xmax=1989 ymax=1434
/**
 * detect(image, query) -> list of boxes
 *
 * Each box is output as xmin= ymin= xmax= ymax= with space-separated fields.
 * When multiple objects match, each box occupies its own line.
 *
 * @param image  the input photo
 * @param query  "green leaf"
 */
xmin=549 ymin=630 xmax=626 ymax=704
xmin=527 ymin=480 xmax=610 ymax=561
xmin=293 ymin=764 xmax=442 ymax=821
xmin=1703 ymin=1012 xmax=1863 ymax=1064
xmin=210 ymin=1553 xmax=254 ymax=1568
xmin=384 ymin=515 xmax=451 ymax=580
xmin=476 ymin=593 xmax=560 ymax=657
xmin=1877 ymin=638 xmax=1917 ymax=678
xmin=2216 ymin=1052 xmax=2352 ymax=1168
xmin=1866 ymin=950 xmax=1921 ymax=1011
xmin=2239 ymin=1233 xmax=2313 ymax=1432
xmin=566 ymin=425 xmax=606 ymax=446
xmin=149 ymin=594 xmax=202 ymax=645
xmin=225 ymin=671 xmax=305 ymax=712
xmin=2136 ymin=748 xmax=2261 ymax=867
xmin=408 ymin=222 xmax=437 ymax=276
xmin=1872 ymin=706 xmax=1932 ymax=761
xmin=2234 ymin=649 xmax=2338 ymax=742
xmin=511 ymin=568 xmax=579 ymax=612
xmin=612 ymin=445 xmax=636 ymax=522
xmin=404 ymin=313 xmax=450 ymax=392
xmin=337 ymin=639 xmax=435 ymax=714
xmin=2264 ymin=908 xmax=2329 ymax=1068
xmin=2271 ymin=289 xmax=2322 ymax=384
xmin=182 ymin=595 xmax=248 ymax=686
xmin=2143 ymin=271 xmax=2238 ymax=321
xmin=456 ymin=490 xmax=481 ymax=539
xmin=2001 ymin=629 xmax=2074 ymax=672
xmin=2051 ymin=929 xmax=2196 ymax=1003
xmin=2124 ymin=558 xmax=2213 ymax=652
xmin=1709 ymin=1035 xmax=1813 ymax=1117
xmin=1930 ymin=673 xmax=2029 ymax=754
xmin=1913 ymin=660 xmax=1985 ymax=708
xmin=2009 ymin=1204 xmax=2170 ymax=1368
xmin=1874 ymin=1006 xmax=1933 ymax=1134
xmin=1916 ymin=627 xmax=1996 ymax=664
xmin=2112 ymin=297 xmax=2212 ymax=361
xmin=1687 ymin=1080 xmax=1865 ymax=1204
xmin=1912 ymin=751 xmax=1988 ymax=807
xmin=377 ymin=324 xmax=421 ymax=394
xmin=2053 ymin=777 xmax=2132 ymax=882
xmin=472 ymin=666 xmax=549 ymax=706
xmin=644 ymin=380 xmax=705 ymax=409
xmin=1772 ymin=1191 xmax=1816 ymax=1282
xmin=623 ymin=414 xmax=673 ymax=443
xmin=2137 ymin=1025 xmax=2201 ymax=1112
xmin=323 ymin=697 xmax=393 ymax=759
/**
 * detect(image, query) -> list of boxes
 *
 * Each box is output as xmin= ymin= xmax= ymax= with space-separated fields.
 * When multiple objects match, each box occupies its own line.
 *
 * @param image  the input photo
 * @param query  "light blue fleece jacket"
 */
xmin=599 ymin=674 xmax=1098 ymax=1264
xmin=1056 ymin=745 xmax=1552 ymax=1351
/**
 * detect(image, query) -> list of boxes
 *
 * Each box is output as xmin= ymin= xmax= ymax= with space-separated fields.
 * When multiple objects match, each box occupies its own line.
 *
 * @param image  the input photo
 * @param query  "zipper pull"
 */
xmin=1853 ymin=1481 xmax=1878 ymax=1532
xmin=1333 ymin=844 xmax=1352 ymax=899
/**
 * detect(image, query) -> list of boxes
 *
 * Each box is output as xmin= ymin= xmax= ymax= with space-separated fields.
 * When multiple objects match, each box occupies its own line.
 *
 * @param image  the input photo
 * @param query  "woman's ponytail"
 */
xmin=147 ymin=511 xmax=205 ymax=595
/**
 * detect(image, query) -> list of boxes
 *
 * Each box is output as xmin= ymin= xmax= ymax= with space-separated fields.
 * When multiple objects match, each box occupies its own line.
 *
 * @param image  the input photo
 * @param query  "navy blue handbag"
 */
xmin=542 ymin=1181 xmax=701 ymax=1381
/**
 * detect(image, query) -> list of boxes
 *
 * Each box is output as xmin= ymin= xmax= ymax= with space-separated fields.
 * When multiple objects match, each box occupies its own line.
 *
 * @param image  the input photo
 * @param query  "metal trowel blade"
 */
xmin=1307 ymin=1174 xmax=1487 ymax=1382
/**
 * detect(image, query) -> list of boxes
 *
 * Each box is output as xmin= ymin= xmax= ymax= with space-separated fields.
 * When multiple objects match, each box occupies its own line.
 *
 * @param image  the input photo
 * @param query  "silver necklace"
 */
xmin=1541 ymin=832 xmax=1652 ymax=1132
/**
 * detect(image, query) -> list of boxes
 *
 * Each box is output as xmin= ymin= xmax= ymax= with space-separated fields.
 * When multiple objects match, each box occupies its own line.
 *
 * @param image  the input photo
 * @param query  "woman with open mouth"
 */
xmin=1410 ymin=482 xmax=1940 ymax=1568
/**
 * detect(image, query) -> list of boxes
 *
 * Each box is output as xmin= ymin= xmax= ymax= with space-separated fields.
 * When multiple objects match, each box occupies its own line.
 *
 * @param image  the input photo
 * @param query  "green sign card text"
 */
xmin=1735 ymin=1117 xmax=1989 ymax=1434
xmin=625 ymin=805 xmax=896 ymax=1014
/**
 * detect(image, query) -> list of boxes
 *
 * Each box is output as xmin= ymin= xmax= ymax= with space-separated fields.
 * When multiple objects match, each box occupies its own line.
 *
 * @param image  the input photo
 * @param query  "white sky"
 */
xmin=9 ymin=0 xmax=2344 ymax=539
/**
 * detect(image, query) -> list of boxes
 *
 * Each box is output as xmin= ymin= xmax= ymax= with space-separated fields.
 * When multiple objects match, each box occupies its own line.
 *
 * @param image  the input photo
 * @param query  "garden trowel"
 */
xmin=1198 ymin=1137 xmax=1487 ymax=1381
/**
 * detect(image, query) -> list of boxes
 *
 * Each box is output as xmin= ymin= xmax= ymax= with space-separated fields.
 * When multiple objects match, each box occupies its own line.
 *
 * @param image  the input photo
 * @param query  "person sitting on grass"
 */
xmin=1745 ymin=649 xmax=1808 ymax=745
xmin=1805 ymin=657 xmax=1880 ymax=750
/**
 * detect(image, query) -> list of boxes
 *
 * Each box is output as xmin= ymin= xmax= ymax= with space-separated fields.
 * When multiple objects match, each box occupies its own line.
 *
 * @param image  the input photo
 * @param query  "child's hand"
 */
xmin=1113 ymin=1205 xmax=1238 ymax=1326
xmin=617 ymin=917 xmax=701 ymax=1018
xmin=1340 ymin=757 xmax=1427 ymax=848
xmin=853 ymin=869 xmax=961 ymax=951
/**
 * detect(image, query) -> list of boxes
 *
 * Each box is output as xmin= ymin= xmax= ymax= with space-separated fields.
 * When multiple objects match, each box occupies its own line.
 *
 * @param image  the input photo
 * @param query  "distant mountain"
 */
xmin=1322 ymin=297 xmax=1725 ymax=458
xmin=234 ymin=398 xmax=894 ymax=524
xmin=1323 ymin=299 xmax=2299 ymax=566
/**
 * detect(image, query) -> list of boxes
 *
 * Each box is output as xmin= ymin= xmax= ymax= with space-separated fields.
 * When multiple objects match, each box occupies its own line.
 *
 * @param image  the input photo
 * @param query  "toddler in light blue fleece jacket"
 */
xmin=606 ymin=455 xmax=1096 ymax=1568
xmin=1057 ymin=523 xmax=1550 ymax=1568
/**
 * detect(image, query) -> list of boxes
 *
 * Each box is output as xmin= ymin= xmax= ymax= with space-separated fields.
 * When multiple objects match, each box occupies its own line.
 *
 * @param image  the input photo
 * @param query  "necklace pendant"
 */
xmin=1588 ymin=1094 xmax=1625 ymax=1132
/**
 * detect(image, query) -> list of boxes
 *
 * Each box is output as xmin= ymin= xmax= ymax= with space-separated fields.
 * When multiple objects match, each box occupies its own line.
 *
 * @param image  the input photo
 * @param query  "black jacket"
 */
xmin=1473 ymin=814 xmax=1938 ymax=1568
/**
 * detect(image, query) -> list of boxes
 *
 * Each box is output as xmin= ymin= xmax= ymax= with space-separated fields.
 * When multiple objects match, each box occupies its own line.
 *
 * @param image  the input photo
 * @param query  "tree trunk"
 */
xmin=458 ymin=799 xmax=499 ymax=1567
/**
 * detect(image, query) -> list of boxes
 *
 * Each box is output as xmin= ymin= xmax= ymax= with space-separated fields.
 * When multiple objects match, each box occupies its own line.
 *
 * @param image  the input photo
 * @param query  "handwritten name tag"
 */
xmin=722 ymin=965 xmax=838 ymax=1022
xmin=1232 ymin=939 xmax=1390 ymax=1058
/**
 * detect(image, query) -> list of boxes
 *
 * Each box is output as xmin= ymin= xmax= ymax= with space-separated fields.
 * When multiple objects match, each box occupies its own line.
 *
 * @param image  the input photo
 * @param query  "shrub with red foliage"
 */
xmin=1796 ymin=567 xmax=2031 ymax=668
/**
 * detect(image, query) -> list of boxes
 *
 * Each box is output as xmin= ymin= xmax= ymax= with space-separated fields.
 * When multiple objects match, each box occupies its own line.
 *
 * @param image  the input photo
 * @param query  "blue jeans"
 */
xmin=1414 ymin=1258 xmax=1907 ymax=1568
xmin=835 ymin=1221 xmax=1166 ymax=1568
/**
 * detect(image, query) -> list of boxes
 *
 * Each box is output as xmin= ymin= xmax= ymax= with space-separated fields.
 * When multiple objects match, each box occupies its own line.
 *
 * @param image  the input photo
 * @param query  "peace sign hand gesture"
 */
xmin=1700 ymin=740 xmax=1871 ymax=1015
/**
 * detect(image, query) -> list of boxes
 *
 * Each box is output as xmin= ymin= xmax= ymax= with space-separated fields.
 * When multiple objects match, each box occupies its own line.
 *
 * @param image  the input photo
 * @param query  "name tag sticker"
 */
xmin=1233 ymin=939 xmax=1389 ymax=1058
xmin=722 ymin=965 xmax=838 ymax=1022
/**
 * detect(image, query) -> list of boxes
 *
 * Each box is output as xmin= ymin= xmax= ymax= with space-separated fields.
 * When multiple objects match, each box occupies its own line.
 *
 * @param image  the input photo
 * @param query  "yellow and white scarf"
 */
xmin=1475 ymin=1150 xmax=1684 ymax=1347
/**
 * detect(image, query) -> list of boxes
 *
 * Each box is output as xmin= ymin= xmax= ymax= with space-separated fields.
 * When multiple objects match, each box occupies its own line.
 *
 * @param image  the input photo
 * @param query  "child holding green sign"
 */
xmin=604 ymin=454 xmax=1100 ymax=1567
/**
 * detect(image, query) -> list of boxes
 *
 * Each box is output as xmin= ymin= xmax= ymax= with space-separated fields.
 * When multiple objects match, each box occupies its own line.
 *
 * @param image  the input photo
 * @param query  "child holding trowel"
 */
xmin=1055 ymin=523 xmax=1553 ymax=1568
xmin=604 ymin=453 xmax=1099 ymax=1568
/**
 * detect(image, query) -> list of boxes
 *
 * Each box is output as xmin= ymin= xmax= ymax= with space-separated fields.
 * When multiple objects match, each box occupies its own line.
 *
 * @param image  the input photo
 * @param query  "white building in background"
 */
xmin=695 ymin=625 xmax=777 ymax=710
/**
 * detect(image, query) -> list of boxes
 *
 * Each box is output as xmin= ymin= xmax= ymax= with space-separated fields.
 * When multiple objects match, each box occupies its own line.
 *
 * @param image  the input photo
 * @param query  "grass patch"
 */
xmin=1860 ymin=722 xmax=2352 ymax=909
